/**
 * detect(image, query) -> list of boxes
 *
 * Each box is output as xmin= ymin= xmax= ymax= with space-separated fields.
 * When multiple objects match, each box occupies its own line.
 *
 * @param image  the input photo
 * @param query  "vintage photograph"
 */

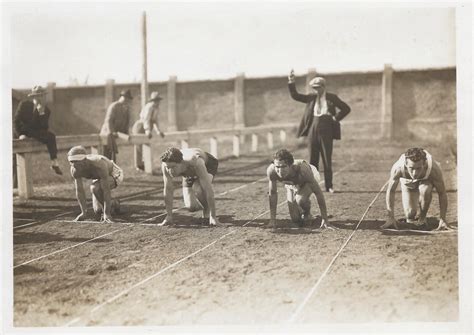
xmin=1 ymin=1 xmax=472 ymax=334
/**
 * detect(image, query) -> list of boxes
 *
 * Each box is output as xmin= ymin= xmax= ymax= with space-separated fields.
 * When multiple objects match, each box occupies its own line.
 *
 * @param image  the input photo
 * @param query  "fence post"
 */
xmin=251 ymin=134 xmax=258 ymax=152
xmin=280 ymin=130 xmax=287 ymax=144
xmin=105 ymin=79 xmax=115 ymax=109
xmin=306 ymin=68 xmax=317 ymax=93
xmin=233 ymin=134 xmax=240 ymax=157
xmin=210 ymin=137 xmax=218 ymax=158
xmin=133 ymin=145 xmax=140 ymax=170
xmin=168 ymin=76 xmax=178 ymax=131
xmin=16 ymin=153 xmax=34 ymax=199
xmin=267 ymin=131 xmax=274 ymax=150
xmin=142 ymin=143 xmax=153 ymax=174
xmin=381 ymin=64 xmax=393 ymax=139
xmin=234 ymin=73 xmax=245 ymax=128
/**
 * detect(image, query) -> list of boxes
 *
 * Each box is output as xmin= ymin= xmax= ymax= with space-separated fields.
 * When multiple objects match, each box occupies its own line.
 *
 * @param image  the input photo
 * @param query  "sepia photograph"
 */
xmin=1 ymin=1 xmax=472 ymax=334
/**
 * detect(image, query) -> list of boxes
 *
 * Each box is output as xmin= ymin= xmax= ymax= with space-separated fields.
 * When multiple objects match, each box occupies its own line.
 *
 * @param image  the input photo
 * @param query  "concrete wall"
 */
xmin=12 ymin=67 xmax=456 ymax=142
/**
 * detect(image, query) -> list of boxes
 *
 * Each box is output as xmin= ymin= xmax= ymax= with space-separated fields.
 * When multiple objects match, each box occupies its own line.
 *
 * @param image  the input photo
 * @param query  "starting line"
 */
xmin=381 ymin=228 xmax=457 ymax=234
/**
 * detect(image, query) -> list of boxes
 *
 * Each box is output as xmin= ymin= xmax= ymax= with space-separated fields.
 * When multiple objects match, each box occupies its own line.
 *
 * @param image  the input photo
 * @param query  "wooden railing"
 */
xmin=13 ymin=123 xmax=298 ymax=199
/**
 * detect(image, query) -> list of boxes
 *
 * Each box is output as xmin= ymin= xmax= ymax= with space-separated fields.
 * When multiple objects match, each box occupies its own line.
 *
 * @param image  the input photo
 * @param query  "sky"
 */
xmin=3 ymin=2 xmax=456 ymax=88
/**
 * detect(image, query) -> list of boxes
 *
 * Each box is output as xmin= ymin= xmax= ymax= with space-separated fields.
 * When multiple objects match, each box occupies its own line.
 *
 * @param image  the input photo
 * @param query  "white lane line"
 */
xmin=14 ymin=175 xmax=271 ymax=268
xmin=13 ymin=226 xmax=132 ymax=269
xmin=64 ymin=202 xmax=285 ymax=327
xmin=381 ymin=228 xmax=457 ymax=234
xmin=64 ymin=163 xmax=356 ymax=326
xmin=287 ymin=180 xmax=389 ymax=324
xmin=13 ymin=186 xmax=160 ymax=230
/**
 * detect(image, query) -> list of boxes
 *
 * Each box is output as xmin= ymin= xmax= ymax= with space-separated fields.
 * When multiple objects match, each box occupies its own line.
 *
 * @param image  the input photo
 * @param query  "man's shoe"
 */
xmin=327 ymin=188 xmax=334 ymax=193
xmin=51 ymin=165 xmax=63 ymax=175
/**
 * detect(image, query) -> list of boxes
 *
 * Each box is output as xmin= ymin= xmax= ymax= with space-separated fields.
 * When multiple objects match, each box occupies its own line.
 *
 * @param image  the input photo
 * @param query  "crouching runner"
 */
xmin=159 ymin=147 xmax=220 ymax=226
xmin=68 ymin=145 xmax=123 ymax=223
xmin=382 ymin=147 xmax=453 ymax=230
xmin=267 ymin=149 xmax=332 ymax=229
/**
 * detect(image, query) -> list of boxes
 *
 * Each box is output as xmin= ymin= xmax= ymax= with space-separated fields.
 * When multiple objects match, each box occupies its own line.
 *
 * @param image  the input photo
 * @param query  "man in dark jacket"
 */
xmin=288 ymin=70 xmax=350 ymax=192
xmin=14 ymin=85 xmax=62 ymax=175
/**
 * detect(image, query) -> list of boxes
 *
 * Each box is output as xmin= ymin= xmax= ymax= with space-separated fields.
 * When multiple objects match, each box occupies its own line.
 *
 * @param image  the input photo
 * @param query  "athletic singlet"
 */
xmin=71 ymin=155 xmax=123 ymax=186
xmin=180 ymin=149 xmax=218 ymax=178
xmin=268 ymin=160 xmax=320 ymax=188
xmin=394 ymin=150 xmax=433 ymax=187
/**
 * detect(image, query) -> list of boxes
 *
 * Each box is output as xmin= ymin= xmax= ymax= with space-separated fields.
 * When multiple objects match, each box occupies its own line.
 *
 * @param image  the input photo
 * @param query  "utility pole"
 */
xmin=141 ymin=11 xmax=148 ymax=108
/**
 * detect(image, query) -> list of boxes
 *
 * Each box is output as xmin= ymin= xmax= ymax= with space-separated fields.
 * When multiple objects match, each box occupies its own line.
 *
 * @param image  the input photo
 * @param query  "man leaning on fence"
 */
xmin=14 ymin=85 xmax=63 ymax=175
xmin=100 ymin=89 xmax=133 ymax=162
xmin=132 ymin=91 xmax=165 ymax=171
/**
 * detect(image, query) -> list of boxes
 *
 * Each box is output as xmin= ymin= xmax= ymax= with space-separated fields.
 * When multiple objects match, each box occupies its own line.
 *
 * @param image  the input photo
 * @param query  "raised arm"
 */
xmin=382 ymin=163 xmax=401 ymax=229
xmin=287 ymin=69 xmax=313 ymax=103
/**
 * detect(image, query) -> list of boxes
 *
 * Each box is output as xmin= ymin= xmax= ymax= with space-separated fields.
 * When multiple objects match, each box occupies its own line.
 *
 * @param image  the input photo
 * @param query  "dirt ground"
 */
xmin=12 ymin=139 xmax=458 ymax=328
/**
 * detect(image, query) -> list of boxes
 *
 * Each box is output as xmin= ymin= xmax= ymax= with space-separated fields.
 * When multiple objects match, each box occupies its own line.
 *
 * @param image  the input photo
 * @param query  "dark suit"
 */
xmin=14 ymin=100 xmax=58 ymax=160
xmin=288 ymin=82 xmax=350 ymax=190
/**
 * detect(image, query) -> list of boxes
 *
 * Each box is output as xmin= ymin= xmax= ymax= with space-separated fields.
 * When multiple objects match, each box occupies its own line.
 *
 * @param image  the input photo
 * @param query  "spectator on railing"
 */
xmin=132 ymin=91 xmax=166 ymax=171
xmin=67 ymin=145 xmax=122 ymax=223
xmin=267 ymin=148 xmax=333 ymax=229
xmin=100 ymin=89 xmax=133 ymax=162
xmin=159 ymin=147 xmax=220 ymax=227
xmin=14 ymin=85 xmax=63 ymax=175
xmin=288 ymin=70 xmax=351 ymax=193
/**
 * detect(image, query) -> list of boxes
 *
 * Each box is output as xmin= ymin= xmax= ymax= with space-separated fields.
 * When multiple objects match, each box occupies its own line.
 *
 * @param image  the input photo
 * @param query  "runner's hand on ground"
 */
xmin=434 ymin=218 xmax=455 ymax=231
xmin=319 ymin=219 xmax=337 ymax=230
xmin=158 ymin=215 xmax=173 ymax=226
xmin=73 ymin=212 xmax=89 ymax=222
xmin=209 ymin=216 xmax=220 ymax=226
xmin=381 ymin=217 xmax=398 ymax=229
xmin=101 ymin=213 xmax=114 ymax=224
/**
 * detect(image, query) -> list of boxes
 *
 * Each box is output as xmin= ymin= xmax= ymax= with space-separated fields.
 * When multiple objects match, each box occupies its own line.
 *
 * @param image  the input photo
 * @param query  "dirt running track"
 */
xmin=12 ymin=139 xmax=458 ymax=327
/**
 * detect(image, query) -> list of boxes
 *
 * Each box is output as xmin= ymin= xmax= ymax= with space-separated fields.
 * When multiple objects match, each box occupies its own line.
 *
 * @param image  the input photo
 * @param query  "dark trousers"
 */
xmin=25 ymin=129 xmax=58 ymax=160
xmin=102 ymin=134 xmax=118 ymax=162
xmin=308 ymin=128 xmax=333 ymax=190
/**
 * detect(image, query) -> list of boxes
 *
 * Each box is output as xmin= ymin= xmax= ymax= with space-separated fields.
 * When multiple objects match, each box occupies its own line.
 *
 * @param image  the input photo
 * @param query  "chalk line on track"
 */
xmin=381 ymin=228 xmax=457 ymax=234
xmin=287 ymin=180 xmax=389 ymax=324
xmin=63 ymin=163 xmax=355 ymax=327
xmin=13 ymin=186 xmax=160 ymax=230
xmin=14 ymin=175 xmax=273 ymax=269
xmin=64 ymin=202 xmax=286 ymax=327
